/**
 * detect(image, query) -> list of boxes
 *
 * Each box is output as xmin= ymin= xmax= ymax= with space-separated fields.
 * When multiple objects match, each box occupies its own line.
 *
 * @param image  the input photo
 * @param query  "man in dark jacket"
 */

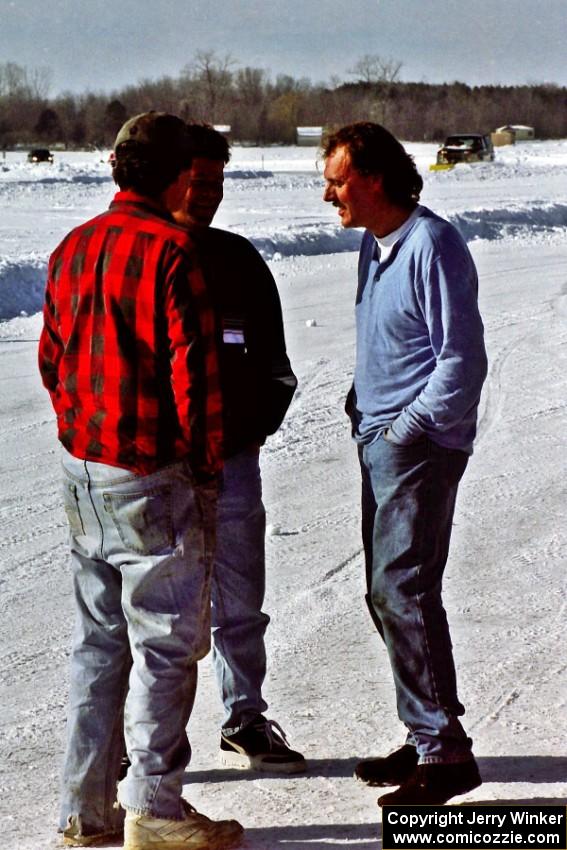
xmin=174 ymin=124 xmax=304 ymax=773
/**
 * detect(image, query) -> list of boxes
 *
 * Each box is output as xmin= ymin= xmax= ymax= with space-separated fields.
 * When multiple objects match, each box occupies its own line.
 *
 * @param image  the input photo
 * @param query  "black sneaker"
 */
xmin=377 ymin=759 xmax=482 ymax=806
xmin=220 ymin=715 xmax=306 ymax=774
xmin=355 ymin=744 xmax=418 ymax=786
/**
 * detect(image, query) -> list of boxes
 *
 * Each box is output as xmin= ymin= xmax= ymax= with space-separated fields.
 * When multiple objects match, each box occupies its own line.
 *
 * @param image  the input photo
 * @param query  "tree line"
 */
xmin=1 ymin=53 xmax=566 ymax=150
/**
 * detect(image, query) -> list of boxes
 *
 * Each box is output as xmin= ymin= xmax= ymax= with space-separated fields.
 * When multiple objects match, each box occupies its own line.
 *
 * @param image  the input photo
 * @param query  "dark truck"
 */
xmin=435 ymin=134 xmax=494 ymax=166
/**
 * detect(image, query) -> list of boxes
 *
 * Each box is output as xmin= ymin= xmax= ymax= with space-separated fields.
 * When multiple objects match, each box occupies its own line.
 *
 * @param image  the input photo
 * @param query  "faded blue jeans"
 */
xmin=58 ymin=448 xmax=217 ymax=832
xmin=211 ymin=447 xmax=270 ymax=733
xmin=360 ymin=432 xmax=473 ymax=764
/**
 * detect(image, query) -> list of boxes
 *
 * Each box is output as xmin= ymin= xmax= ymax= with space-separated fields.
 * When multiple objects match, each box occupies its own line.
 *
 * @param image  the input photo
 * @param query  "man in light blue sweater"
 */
xmin=322 ymin=123 xmax=488 ymax=806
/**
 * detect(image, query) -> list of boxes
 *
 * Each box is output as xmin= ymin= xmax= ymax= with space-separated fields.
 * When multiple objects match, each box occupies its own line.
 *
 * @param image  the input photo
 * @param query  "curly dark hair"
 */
xmin=322 ymin=122 xmax=423 ymax=207
xmin=112 ymin=140 xmax=192 ymax=198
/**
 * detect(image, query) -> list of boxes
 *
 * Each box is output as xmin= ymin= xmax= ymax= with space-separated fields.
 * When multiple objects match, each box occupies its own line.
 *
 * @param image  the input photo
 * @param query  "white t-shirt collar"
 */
xmin=374 ymin=205 xmax=422 ymax=263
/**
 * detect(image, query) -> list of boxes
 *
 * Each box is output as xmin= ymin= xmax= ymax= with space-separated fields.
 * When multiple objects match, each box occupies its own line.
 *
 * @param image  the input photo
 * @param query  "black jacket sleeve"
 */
xmin=240 ymin=241 xmax=297 ymax=439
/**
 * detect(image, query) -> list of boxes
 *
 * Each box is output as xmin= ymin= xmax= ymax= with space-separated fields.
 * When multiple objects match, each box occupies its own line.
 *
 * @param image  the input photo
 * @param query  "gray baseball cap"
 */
xmin=113 ymin=112 xmax=191 ymax=161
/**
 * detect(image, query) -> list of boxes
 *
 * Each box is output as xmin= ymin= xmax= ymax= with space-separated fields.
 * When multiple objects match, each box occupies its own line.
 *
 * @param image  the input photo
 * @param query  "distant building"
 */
xmin=491 ymin=130 xmax=515 ymax=147
xmin=296 ymin=126 xmax=323 ymax=146
xmin=495 ymin=125 xmax=535 ymax=141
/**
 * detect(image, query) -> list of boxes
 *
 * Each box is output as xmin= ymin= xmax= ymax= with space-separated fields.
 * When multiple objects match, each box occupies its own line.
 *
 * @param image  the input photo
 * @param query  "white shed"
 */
xmin=296 ymin=126 xmax=323 ymax=146
xmin=495 ymin=125 xmax=535 ymax=141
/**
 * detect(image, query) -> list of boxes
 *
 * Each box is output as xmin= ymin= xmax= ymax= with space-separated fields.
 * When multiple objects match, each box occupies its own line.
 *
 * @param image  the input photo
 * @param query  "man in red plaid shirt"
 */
xmin=39 ymin=113 xmax=243 ymax=850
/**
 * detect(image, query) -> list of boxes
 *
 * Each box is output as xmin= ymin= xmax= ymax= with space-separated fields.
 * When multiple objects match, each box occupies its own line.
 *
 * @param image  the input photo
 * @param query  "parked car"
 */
xmin=436 ymin=134 xmax=494 ymax=165
xmin=27 ymin=148 xmax=54 ymax=164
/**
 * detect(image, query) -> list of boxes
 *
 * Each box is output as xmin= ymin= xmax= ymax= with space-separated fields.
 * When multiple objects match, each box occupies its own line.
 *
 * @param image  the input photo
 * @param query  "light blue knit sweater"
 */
xmin=351 ymin=206 xmax=488 ymax=454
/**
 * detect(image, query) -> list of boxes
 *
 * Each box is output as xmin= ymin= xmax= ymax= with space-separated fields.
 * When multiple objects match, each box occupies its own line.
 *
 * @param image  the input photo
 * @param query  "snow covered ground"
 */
xmin=1 ymin=141 xmax=566 ymax=848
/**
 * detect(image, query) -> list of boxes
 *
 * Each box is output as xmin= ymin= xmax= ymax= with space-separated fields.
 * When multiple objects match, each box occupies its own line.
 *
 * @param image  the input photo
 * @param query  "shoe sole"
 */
xmin=220 ymin=749 xmax=307 ymax=774
xmin=124 ymin=829 xmax=243 ymax=850
xmin=355 ymin=774 xmax=409 ymax=787
xmin=125 ymin=840 xmax=241 ymax=850
xmin=63 ymin=833 xmax=123 ymax=847
xmin=377 ymin=775 xmax=482 ymax=807
xmin=355 ymin=766 xmax=417 ymax=787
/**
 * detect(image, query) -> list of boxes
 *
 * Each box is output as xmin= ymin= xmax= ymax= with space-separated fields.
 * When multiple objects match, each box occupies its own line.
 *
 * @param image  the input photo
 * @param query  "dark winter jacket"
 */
xmin=192 ymin=226 xmax=297 ymax=458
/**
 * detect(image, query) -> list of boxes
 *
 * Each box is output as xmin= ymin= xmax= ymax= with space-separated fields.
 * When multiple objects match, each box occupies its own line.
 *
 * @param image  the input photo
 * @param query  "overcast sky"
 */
xmin=2 ymin=0 xmax=566 ymax=95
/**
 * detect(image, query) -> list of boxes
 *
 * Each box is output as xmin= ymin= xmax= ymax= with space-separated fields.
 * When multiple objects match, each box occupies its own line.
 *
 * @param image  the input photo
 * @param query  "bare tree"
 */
xmin=347 ymin=54 xmax=403 ymax=124
xmin=0 ymin=62 xmax=30 ymax=98
xmin=234 ymin=67 xmax=269 ymax=142
xmin=29 ymin=66 xmax=52 ymax=100
xmin=347 ymin=54 xmax=402 ymax=85
xmin=184 ymin=50 xmax=235 ymax=122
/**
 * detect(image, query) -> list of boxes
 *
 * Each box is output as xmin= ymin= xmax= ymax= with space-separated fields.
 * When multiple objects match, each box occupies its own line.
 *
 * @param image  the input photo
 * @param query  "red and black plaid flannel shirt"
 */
xmin=38 ymin=191 xmax=223 ymax=477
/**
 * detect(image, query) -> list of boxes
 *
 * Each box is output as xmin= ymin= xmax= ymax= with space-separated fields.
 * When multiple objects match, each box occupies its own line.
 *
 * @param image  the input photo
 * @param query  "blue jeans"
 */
xmin=211 ymin=447 xmax=270 ymax=733
xmin=360 ymin=433 xmax=473 ymax=764
xmin=58 ymin=449 xmax=217 ymax=830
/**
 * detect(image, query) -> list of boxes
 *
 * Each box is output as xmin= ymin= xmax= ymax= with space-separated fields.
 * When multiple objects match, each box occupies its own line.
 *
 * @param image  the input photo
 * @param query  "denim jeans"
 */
xmin=360 ymin=433 xmax=473 ymax=764
xmin=58 ymin=448 xmax=217 ymax=830
xmin=211 ymin=447 xmax=270 ymax=733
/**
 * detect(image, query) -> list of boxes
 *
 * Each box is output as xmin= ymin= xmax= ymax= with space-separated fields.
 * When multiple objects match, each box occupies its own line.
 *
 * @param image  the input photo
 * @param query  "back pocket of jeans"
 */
xmin=103 ymin=487 xmax=173 ymax=555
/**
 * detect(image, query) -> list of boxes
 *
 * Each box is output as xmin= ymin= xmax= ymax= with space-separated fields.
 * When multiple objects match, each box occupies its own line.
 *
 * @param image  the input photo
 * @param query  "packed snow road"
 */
xmin=1 ymin=143 xmax=566 ymax=848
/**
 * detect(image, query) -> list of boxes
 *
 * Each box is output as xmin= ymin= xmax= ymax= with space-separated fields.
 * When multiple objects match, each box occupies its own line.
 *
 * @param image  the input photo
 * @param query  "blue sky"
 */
xmin=2 ymin=0 xmax=566 ymax=95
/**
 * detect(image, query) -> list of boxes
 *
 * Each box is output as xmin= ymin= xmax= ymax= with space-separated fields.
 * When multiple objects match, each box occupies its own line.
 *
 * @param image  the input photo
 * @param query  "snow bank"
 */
xmin=0 ymin=155 xmax=111 ymax=184
xmin=226 ymin=170 xmax=275 ymax=180
xmin=250 ymin=203 xmax=567 ymax=258
xmin=0 ymin=256 xmax=47 ymax=320
xmin=3 ymin=202 xmax=567 ymax=318
xmin=250 ymin=225 xmax=361 ymax=259
xmin=450 ymin=203 xmax=567 ymax=241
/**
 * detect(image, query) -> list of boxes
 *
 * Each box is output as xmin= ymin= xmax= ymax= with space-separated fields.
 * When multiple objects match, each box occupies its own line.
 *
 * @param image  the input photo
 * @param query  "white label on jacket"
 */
xmin=223 ymin=329 xmax=245 ymax=344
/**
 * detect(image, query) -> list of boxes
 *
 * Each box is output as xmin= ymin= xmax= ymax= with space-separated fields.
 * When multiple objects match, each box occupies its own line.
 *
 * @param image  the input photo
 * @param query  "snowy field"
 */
xmin=1 ymin=140 xmax=566 ymax=848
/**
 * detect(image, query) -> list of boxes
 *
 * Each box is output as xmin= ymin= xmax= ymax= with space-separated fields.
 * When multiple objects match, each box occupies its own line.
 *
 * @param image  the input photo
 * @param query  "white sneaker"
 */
xmin=124 ymin=801 xmax=243 ymax=850
xmin=62 ymin=814 xmax=123 ymax=846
